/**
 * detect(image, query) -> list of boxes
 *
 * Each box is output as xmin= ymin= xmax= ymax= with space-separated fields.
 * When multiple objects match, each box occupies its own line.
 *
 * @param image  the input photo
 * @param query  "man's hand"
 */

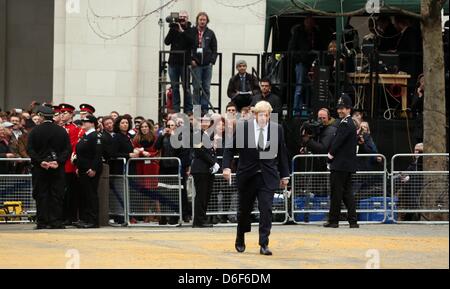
xmin=87 ymin=169 xmax=96 ymax=178
xmin=49 ymin=161 xmax=59 ymax=169
xmin=327 ymin=153 xmax=334 ymax=160
xmin=223 ymin=168 xmax=232 ymax=182
xmin=6 ymin=153 xmax=16 ymax=158
xmin=280 ymin=178 xmax=289 ymax=189
xmin=40 ymin=161 xmax=50 ymax=170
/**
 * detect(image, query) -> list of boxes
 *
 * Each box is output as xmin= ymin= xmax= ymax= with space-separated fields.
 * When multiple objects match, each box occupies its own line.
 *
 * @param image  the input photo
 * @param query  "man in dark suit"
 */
xmin=223 ymin=101 xmax=290 ymax=256
xmin=251 ymin=79 xmax=282 ymax=116
xmin=27 ymin=106 xmax=71 ymax=229
xmin=324 ymin=94 xmax=359 ymax=228
xmin=227 ymin=60 xmax=260 ymax=112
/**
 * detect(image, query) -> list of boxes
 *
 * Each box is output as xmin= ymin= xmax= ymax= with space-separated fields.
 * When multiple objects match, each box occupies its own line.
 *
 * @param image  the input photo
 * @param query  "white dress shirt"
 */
xmin=254 ymin=119 xmax=268 ymax=149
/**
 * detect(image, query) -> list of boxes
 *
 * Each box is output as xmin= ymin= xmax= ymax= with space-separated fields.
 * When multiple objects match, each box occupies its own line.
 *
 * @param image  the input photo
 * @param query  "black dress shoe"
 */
xmin=81 ymin=223 xmax=98 ymax=229
xmin=260 ymin=246 xmax=273 ymax=256
xmin=35 ymin=224 xmax=50 ymax=230
xmin=192 ymin=223 xmax=213 ymax=228
xmin=323 ymin=222 xmax=339 ymax=228
xmin=349 ymin=223 xmax=360 ymax=228
xmin=235 ymin=235 xmax=246 ymax=253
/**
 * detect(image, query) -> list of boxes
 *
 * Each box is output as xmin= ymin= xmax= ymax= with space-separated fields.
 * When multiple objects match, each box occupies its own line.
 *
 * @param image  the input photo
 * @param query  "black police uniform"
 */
xmin=27 ymin=115 xmax=71 ymax=229
xmin=74 ymin=125 xmax=103 ymax=228
xmin=327 ymin=95 xmax=358 ymax=226
xmin=191 ymin=129 xmax=217 ymax=227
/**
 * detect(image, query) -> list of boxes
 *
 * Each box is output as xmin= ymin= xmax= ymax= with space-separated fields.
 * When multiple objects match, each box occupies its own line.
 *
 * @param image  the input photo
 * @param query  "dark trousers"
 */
xmin=329 ymin=171 xmax=358 ymax=224
xmin=237 ymin=173 xmax=274 ymax=247
xmin=193 ymin=173 xmax=214 ymax=225
xmin=78 ymin=172 xmax=100 ymax=225
xmin=32 ymin=167 xmax=65 ymax=226
xmin=63 ymin=173 xmax=80 ymax=222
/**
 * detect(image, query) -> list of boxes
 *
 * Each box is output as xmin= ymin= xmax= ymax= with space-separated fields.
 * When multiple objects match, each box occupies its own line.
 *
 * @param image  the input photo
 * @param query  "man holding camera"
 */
xmin=300 ymin=108 xmax=337 ymax=156
xmin=27 ymin=106 xmax=71 ymax=230
xmin=325 ymin=94 xmax=359 ymax=229
xmin=164 ymin=11 xmax=193 ymax=114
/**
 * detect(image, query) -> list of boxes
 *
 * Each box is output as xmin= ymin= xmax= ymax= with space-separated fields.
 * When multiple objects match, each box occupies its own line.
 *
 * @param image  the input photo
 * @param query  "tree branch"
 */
xmin=290 ymin=0 xmax=423 ymax=20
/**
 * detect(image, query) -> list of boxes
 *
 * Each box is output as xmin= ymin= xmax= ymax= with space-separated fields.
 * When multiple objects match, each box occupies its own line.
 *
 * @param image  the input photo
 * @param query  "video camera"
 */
xmin=300 ymin=119 xmax=323 ymax=139
xmin=166 ymin=12 xmax=181 ymax=27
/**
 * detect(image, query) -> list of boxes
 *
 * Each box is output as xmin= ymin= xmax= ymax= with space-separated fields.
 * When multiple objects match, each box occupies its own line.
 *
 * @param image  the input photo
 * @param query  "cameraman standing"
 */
xmin=301 ymin=108 xmax=337 ymax=155
xmin=164 ymin=11 xmax=193 ymax=114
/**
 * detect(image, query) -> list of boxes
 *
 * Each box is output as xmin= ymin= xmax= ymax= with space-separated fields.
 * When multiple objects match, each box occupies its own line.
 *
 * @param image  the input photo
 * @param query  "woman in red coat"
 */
xmin=131 ymin=120 xmax=160 ymax=223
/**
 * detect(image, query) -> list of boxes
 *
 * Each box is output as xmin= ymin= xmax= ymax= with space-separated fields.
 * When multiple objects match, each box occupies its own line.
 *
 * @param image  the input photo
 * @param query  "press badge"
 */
xmin=196 ymin=48 xmax=203 ymax=54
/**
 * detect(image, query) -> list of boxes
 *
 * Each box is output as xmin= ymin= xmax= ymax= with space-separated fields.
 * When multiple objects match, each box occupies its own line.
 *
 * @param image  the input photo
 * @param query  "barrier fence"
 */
xmin=1 ymin=153 xmax=448 ymax=226
xmin=0 ymin=158 xmax=35 ymax=223
xmin=291 ymin=154 xmax=388 ymax=224
xmin=391 ymin=153 xmax=449 ymax=223
xmin=125 ymin=157 xmax=183 ymax=227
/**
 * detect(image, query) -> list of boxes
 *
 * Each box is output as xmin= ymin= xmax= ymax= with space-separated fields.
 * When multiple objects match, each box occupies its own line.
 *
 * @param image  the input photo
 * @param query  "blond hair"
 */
xmin=253 ymin=101 xmax=273 ymax=114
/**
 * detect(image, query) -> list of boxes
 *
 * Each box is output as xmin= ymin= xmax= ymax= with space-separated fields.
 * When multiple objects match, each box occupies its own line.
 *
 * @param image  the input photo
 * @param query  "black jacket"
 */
xmin=0 ymin=140 xmax=12 ymax=174
xmin=329 ymin=116 xmax=358 ymax=173
xmin=75 ymin=130 xmax=103 ymax=174
xmin=251 ymin=93 xmax=283 ymax=116
xmin=100 ymin=131 xmax=114 ymax=162
xmin=188 ymin=26 xmax=218 ymax=66
xmin=305 ymin=123 xmax=337 ymax=154
xmin=27 ymin=121 xmax=71 ymax=168
xmin=378 ymin=23 xmax=399 ymax=52
xmin=112 ymin=132 xmax=133 ymax=159
xmin=223 ymin=120 xmax=290 ymax=191
xmin=164 ymin=22 xmax=193 ymax=66
xmin=190 ymin=130 xmax=217 ymax=175
xmin=288 ymin=24 xmax=323 ymax=66
xmin=155 ymin=133 xmax=181 ymax=169
xmin=227 ymin=73 xmax=260 ymax=99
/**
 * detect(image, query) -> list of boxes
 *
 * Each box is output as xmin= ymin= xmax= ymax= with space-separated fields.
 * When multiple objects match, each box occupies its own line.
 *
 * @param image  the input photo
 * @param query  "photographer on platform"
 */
xmin=164 ymin=11 xmax=193 ymax=114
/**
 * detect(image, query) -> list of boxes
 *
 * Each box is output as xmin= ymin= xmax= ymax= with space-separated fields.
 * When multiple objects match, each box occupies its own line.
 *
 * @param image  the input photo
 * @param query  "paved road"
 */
xmin=0 ymin=224 xmax=448 ymax=269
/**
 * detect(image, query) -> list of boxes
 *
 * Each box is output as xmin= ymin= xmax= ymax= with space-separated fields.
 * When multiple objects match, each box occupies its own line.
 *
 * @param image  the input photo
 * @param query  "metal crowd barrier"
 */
xmin=0 ymin=158 xmax=35 ymax=223
xmin=108 ymin=158 xmax=127 ymax=226
xmin=391 ymin=153 xmax=449 ymax=224
xmin=191 ymin=156 xmax=289 ymax=226
xmin=125 ymin=157 xmax=183 ymax=227
xmin=291 ymin=154 xmax=388 ymax=225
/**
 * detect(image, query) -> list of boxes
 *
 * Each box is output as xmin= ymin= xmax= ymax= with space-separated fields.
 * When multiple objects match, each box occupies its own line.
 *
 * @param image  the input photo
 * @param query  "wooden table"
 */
xmin=348 ymin=73 xmax=411 ymax=118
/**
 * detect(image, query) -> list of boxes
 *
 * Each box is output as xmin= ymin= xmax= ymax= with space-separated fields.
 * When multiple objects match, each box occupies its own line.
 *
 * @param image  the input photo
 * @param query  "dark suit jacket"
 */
xmin=328 ymin=116 xmax=358 ymax=173
xmin=227 ymin=73 xmax=261 ymax=99
xmin=251 ymin=93 xmax=283 ymax=116
xmin=223 ymin=120 xmax=290 ymax=191
xmin=191 ymin=130 xmax=217 ymax=175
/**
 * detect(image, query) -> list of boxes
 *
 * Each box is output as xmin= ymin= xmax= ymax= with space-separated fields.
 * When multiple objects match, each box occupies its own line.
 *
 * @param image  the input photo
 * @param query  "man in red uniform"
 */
xmin=60 ymin=103 xmax=82 ymax=226
xmin=78 ymin=104 xmax=96 ymax=139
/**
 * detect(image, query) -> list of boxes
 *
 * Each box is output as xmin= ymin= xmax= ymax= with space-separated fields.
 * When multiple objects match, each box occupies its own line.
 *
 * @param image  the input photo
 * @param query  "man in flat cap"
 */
xmin=27 ymin=106 xmax=71 ymax=229
xmin=227 ymin=60 xmax=260 ymax=112
xmin=325 ymin=93 xmax=359 ymax=229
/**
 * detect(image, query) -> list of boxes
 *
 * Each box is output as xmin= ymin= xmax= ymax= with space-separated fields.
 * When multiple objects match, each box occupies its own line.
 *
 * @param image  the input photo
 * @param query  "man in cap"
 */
xmin=325 ymin=93 xmax=359 ymax=228
xmin=73 ymin=115 xmax=103 ymax=229
xmin=78 ymin=104 xmax=96 ymax=139
xmin=227 ymin=60 xmax=261 ymax=112
xmin=59 ymin=103 xmax=82 ymax=226
xmin=27 ymin=106 xmax=71 ymax=229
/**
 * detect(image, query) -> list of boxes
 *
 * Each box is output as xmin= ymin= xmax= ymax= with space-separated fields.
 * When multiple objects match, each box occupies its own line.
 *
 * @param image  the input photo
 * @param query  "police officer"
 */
xmin=73 ymin=115 xmax=103 ymax=229
xmin=59 ymin=103 xmax=81 ymax=226
xmin=191 ymin=115 xmax=219 ymax=228
xmin=27 ymin=106 xmax=71 ymax=229
xmin=325 ymin=94 xmax=359 ymax=228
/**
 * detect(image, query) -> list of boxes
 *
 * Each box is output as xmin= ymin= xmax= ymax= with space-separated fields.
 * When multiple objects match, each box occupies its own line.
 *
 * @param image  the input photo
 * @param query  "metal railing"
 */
xmin=0 ymin=158 xmax=35 ymax=223
xmin=291 ymin=154 xmax=388 ymax=224
xmin=390 ymin=153 xmax=449 ymax=224
xmin=125 ymin=157 xmax=183 ymax=227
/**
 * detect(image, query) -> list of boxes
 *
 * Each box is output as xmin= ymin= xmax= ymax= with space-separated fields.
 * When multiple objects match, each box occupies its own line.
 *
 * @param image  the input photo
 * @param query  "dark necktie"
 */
xmin=258 ymin=128 xmax=265 ymax=151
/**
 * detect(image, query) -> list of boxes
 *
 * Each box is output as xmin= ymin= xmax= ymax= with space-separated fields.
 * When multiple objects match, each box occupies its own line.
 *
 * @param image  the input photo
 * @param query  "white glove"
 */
xmin=210 ymin=163 xmax=220 ymax=174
